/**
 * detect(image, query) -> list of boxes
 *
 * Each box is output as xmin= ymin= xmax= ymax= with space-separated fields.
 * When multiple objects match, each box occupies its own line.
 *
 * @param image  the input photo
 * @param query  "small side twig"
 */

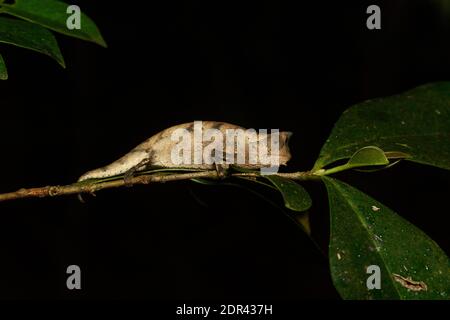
xmin=0 ymin=170 xmax=319 ymax=202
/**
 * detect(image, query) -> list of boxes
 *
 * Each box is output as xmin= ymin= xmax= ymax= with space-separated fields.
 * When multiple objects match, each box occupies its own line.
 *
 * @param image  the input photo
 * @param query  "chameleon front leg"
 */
xmin=123 ymin=157 xmax=151 ymax=186
xmin=214 ymin=162 xmax=230 ymax=179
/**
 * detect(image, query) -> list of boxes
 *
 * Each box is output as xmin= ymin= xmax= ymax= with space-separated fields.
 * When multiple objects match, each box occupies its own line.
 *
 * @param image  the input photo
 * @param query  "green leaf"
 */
xmin=313 ymin=82 xmax=450 ymax=171
xmin=0 ymin=53 xmax=7 ymax=80
xmin=295 ymin=212 xmax=311 ymax=236
xmin=323 ymin=176 xmax=450 ymax=300
xmin=265 ymin=175 xmax=312 ymax=212
xmin=2 ymin=0 xmax=106 ymax=47
xmin=321 ymin=146 xmax=391 ymax=175
xmin=347 ymin=146 xmax=389 ymax=167
xmin=0 ymin=17 xmax=64 ymax=67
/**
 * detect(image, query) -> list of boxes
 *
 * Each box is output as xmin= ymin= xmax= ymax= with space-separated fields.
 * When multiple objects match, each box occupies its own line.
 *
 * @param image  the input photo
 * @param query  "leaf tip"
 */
xmin=58 ymin=58 xmax=66 ymax=69
xmin=98 ymin=39 xmax=108 ymax=48
xmin=94 ymin=33 xmax=108 ymax=48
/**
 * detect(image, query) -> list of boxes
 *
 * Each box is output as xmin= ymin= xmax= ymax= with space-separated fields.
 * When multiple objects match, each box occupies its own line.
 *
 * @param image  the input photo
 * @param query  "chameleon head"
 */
xmin=278 ymin=131 xmax=293 ymax=166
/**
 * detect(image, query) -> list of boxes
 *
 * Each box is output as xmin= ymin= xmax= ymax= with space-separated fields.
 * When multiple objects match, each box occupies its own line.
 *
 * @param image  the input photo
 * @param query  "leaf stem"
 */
xmin=314 ymin=164 xmax=351 ymax=176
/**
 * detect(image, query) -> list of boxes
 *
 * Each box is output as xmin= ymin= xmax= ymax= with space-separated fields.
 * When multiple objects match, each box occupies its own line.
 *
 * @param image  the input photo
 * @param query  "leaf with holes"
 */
xmin=323 ymin=176 xmax=450 ymax=300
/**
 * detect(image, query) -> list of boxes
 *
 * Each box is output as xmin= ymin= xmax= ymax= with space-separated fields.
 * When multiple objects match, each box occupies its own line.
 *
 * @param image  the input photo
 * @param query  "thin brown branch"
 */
xmin=233 ymin=171 xmax=317 ymax=180
xmin=0 ymin=170 xmax=319 ymax=202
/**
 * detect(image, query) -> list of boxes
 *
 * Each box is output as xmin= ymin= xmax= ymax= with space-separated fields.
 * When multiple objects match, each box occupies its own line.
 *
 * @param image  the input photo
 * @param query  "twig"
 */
xmin=0 ymin=170 xmax=319 ymax=202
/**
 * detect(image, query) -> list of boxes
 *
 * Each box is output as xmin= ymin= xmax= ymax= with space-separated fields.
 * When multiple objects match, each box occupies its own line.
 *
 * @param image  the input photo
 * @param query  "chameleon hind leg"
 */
xmin=215 ymin=163 xmax=227 ymax=179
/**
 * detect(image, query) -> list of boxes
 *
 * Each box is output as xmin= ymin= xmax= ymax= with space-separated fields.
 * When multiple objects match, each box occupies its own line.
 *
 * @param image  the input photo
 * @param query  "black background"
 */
xmin=0 ymin=0 xmax=449 ymax=300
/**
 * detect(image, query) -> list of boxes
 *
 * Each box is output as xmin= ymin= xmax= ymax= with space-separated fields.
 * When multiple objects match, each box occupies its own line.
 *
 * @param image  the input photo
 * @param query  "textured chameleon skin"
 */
xmin=78 ymin=121 xmax=292 ymax=181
